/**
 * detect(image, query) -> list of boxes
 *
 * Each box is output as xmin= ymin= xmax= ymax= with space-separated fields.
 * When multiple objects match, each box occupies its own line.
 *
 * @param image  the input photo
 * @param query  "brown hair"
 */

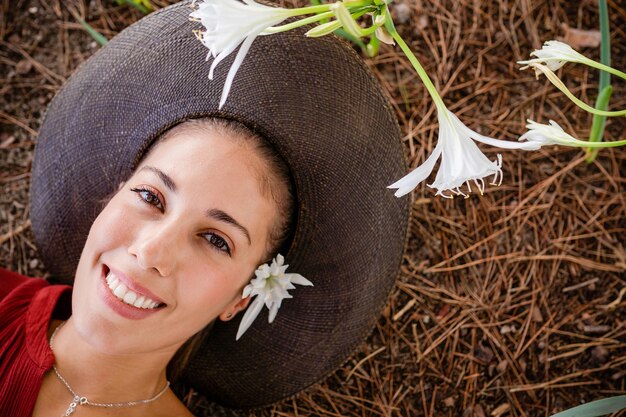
xmin=158 ymin=118 xmax=296 ymax=381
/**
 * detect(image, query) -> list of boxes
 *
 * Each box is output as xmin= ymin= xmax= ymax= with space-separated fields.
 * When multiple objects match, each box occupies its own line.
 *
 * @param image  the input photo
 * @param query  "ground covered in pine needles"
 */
xmin=1 ymin=1 xmax=625 ymax=416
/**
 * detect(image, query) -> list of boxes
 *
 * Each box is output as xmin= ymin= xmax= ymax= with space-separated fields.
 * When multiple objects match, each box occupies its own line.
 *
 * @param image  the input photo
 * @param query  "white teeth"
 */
xmin=105 ymin=270 xmax=160 ymax=309
xmin=123 ymin=291 xmax=137 ymax=304
xmin=141 ymin=297 xmax=154 ymax=309
xmin=113 ymin=283 xmax=127 ymax=299
xmin=106 ymin=275 xmax=119 ymax=291
xmin=133 ymin=295 xmax=146 ymax=308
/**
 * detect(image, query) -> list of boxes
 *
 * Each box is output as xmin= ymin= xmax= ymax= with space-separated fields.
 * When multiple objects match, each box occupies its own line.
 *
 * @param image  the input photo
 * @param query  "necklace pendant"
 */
xmin=63 ymin=395 xmax=86 ymax=417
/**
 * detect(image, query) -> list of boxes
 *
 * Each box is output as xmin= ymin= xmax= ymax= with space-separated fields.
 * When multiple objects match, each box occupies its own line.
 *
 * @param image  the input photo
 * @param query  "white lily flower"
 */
xmin=517 ymin=40 xmax=591 ymax=76
xmin=236 ymin=254 xmax=313 ymax=340
xmin=191 ymin=0 xmax=293 ymax=108
xmin=519 ymin=119 xmax=589 ymax=147
xmin=389 ymin=107 xmax=540 ymax=198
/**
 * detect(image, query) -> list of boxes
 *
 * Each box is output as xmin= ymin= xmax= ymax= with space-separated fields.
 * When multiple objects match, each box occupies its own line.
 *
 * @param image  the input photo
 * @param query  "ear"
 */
xmin=219 ymin=294 xmax=252 ymax=322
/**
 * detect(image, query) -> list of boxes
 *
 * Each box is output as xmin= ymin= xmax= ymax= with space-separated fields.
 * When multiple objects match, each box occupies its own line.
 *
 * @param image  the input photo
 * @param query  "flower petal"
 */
xmin=242 ymin=284 xmax=253 ymax=298
xmin=388 ymin=143 xmax=442 ymax=197
xmin=268 ymin=303 xmax=279 ymax=323
xmin=287 ymin=273 xmax=314 ymax=286
xmin=218 ymin=28 xmax=262 ymax=108
xmin=236 ymin=295 xmax=265 ymax=340
xmin=449 ymin=112 xmax=541 ymax=150
xmin=208 ymin=41 xmax=241 ymax=80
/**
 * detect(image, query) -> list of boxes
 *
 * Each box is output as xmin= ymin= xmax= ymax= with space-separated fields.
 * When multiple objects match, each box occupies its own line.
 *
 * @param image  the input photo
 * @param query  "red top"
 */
xmin=0 ymin=268 xmax=72 ymax=416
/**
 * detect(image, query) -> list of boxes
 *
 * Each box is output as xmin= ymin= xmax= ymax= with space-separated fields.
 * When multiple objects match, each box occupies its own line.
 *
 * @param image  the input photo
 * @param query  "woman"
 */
xmin=5 ymin=118 xmax=282 ymax=416
xmin=1 ymin=1 xmax=409 ymax=415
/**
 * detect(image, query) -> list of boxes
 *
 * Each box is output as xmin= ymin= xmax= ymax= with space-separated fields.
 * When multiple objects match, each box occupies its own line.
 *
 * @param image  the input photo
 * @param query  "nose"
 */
xmin=128 ymin=222 xmax=177 ymax=277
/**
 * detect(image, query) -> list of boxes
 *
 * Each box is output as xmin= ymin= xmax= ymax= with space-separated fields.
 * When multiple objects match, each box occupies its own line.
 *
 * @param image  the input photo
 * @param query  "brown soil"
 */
xmin=1 ymin=1 xmax=624 ymax=416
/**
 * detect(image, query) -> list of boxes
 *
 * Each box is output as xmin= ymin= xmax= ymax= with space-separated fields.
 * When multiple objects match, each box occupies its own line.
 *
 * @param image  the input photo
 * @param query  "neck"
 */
xmin=49 ymin=317 xmax=174 ymax=404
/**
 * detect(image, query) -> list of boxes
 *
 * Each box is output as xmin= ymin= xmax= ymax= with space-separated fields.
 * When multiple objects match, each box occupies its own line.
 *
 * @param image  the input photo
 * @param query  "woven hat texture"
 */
xmin=31 ymin=0 xmax=409 ymax=409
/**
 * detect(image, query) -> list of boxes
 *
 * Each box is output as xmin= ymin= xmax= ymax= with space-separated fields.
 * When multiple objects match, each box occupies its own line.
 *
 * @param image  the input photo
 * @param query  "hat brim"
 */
xmin=31 ymin=0 xmax=409 ymax=408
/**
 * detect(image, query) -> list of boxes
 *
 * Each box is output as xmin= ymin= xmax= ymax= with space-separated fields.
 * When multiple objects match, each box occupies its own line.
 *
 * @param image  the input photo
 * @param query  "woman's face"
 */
xmin=72 ymin=128 xmax=278 ymax=355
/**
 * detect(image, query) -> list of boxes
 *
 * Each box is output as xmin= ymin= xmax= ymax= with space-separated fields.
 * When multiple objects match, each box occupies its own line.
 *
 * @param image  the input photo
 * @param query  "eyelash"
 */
xmin=130 ymin=186 xmax=164 ymax=212
xmin=203 ymin=232 xmax=232 ymax=256
xmin=130 ymin=186 xmax=231 ymax=256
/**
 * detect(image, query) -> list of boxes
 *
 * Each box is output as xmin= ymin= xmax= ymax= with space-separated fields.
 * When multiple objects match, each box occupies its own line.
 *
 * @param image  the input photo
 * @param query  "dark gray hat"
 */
xmin=31 ymin=0 xmax=409 ymax=409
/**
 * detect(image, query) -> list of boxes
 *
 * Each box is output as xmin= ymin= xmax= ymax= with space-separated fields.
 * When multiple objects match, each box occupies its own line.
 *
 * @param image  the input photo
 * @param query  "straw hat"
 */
xmin=31 ymin=0 xmax=409 ymax=409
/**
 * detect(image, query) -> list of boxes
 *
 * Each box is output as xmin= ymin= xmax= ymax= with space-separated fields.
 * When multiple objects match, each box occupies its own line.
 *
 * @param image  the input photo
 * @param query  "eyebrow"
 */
xmin=206 ymin=209 xmax=251 ymax=245
xmin=141 ymin=166 xmax=177 ymax=192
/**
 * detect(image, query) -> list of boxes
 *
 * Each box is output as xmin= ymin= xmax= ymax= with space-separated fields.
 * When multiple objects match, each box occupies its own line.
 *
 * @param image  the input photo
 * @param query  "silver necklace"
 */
xmin=49 ymin=322 xmax=170 ymax=416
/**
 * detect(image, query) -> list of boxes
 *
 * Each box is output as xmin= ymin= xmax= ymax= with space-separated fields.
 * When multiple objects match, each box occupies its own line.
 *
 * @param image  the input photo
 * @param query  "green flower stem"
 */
xmin=366 ymin=35 xmax=380 ymax=57
xmin=347 ymin=8 xmax=376 ymax=24
xmin=286 ymin=0 xmax=370 ymax=17
xmin=267 ymin=4 xmax=375 ymax=34
xmin=568 ymin=137 xmax=626 ymax=148
xmin=265 ymin=11 xmax=336 ymax=33
xmin=310 ymin=0 xmax=331 ymax=23
xmin=539 ymin=64 xmax=626 ymax=117
xmin=336 ymin=27 xmax=368 ymax=50
xmin=354 ymin=18 xmax=383 ymax=37
xmin=580 ymin=60 xmax=626 ymax=81
xmin=383 ymin=7 xmax=447 ymax=111
xmin=586 ymin=0 xmax=612 ymax=162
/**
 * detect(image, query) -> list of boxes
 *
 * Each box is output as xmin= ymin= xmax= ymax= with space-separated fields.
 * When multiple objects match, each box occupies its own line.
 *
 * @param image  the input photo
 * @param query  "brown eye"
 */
xmin=204 ymin=232 xmax=231 ymax=256
xmin=130 ymin=187 xmax=164 ymax=212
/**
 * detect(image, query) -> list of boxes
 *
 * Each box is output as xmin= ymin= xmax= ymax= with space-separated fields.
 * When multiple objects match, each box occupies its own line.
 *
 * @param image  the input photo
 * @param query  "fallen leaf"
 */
xmin=559 ymin=23 xmax=601 ymax=48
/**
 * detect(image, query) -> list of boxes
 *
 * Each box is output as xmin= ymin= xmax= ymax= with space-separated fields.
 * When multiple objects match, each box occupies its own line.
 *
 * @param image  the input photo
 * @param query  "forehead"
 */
xmin=145 ymin=126 xmax=257 ymax=170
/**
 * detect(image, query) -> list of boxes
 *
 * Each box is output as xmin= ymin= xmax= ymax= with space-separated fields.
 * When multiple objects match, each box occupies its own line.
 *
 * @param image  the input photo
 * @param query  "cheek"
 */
xmin=73 ymin=198 xmax=133 ymax=292
xmin=177 ymin=267 xmax=248 ymax=318
xmin=182 ymin=272 xmax=234 ymax=308
xmin=88 ymin=198 xmax=134 ymax=250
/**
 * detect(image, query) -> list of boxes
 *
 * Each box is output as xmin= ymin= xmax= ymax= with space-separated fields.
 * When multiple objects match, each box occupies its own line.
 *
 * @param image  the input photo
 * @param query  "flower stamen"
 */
xmin=489 ymin=155 xmax=503 ymax=186
xmin=453 ymin=187 xmax=469 ymax=199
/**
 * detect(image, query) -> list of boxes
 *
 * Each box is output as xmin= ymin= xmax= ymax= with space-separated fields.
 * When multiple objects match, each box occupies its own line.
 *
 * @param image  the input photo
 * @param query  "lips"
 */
xmin=99 ymin=265 xmax=166 ymax=319
xmin=106 ymin=271 xmax=162 ymax=309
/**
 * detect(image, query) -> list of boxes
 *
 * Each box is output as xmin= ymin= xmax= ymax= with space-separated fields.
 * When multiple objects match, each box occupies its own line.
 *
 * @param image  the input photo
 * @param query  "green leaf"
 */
xmin=551 ymin=396 xmax=626 ymax=417
xmin=76 ymin=17 xmax=108 ymax=46
xmin=585 ymin=0 xmax=611 ymax=163
xmin=585 ymin=85 xmax=613 ymax=163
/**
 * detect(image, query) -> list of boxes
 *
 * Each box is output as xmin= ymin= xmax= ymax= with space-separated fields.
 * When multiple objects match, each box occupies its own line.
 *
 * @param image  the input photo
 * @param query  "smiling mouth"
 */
xmin=103 ymin=266 xmax=165 ymax=310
